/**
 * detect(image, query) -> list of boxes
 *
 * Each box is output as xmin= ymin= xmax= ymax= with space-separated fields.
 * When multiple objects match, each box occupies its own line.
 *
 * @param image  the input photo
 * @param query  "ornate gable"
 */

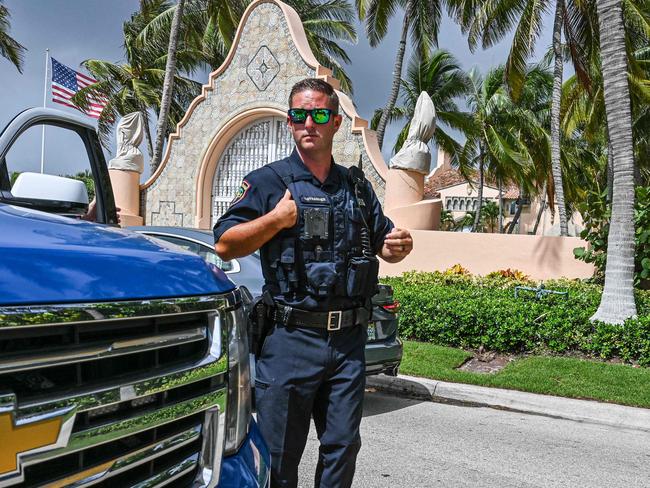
xmin=141 ymin=0 xmax=388 ymax=228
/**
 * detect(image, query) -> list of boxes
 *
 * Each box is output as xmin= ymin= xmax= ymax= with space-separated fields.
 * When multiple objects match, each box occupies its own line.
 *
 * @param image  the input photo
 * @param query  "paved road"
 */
xmin=297 ymin=390 xmax=650 ymax=487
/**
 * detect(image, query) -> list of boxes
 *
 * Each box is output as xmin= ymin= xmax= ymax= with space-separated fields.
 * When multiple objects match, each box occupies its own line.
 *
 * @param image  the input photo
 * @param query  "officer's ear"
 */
xmin=333 ymin=113 xmax=343 ymax=132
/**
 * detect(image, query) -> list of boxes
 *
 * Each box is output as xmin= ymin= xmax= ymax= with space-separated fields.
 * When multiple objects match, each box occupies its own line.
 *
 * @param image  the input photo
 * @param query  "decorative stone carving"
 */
xmin=150 ymin=201 xmax=184 ymax=227
xmin=247 ymin=46 xmax=280 ymax=91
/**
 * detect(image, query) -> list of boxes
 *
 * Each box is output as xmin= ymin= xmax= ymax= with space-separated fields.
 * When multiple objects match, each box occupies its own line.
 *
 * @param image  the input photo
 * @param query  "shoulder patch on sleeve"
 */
xmin=230 ymin=179 xmax=251 ymax=206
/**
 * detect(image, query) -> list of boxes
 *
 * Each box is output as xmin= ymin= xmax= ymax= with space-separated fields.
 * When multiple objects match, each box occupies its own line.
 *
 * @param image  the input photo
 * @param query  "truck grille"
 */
xmin=0 ymin=293 xmax=239 ymax=488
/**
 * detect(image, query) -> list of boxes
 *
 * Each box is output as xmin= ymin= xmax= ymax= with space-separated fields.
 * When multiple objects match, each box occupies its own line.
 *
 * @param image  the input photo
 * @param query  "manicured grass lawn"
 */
xmin=401 ymin=340 xmax=650 ymax=409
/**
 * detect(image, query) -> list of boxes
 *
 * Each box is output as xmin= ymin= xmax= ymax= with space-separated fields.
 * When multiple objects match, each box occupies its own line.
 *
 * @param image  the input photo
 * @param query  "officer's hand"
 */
xmin=273 ymin=189 xmax=298 ymax=229
xmin=381 ymin=228 xmax=413 ymax=261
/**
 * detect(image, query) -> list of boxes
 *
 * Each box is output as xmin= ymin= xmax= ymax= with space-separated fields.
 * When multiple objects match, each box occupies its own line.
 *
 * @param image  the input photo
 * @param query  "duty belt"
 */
xmin=272 ymin=303 xmax=369 ymax=331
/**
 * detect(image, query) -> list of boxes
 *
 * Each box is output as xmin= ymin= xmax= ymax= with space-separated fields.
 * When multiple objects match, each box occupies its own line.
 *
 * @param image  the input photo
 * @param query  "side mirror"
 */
xmin=11 ymin=172 xmax=89 ymax=215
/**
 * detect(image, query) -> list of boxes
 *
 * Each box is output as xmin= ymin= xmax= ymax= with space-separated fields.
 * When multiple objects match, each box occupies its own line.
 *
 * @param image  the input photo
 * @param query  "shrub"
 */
xmin=574 ymin=186 xmax=650 ymax=288
xmin=485 ymin=268 xmax=531 ymax=282
xmin=384 ymin=272 xmax=650 ymax=366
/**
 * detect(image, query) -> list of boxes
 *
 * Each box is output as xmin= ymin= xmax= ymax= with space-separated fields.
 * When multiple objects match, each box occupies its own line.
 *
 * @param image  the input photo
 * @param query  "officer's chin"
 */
xmin=299 ymin=139 xmax=320 ymax=151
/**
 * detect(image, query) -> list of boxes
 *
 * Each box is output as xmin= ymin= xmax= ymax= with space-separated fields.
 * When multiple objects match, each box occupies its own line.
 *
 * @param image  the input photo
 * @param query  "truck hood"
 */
xmin=0 ymin=204 xmax=235 ymax=306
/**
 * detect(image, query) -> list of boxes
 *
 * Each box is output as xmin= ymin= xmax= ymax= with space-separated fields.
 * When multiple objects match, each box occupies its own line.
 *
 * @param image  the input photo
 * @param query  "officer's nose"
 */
xmin=305 ymin=114 xmax=316 ymax=129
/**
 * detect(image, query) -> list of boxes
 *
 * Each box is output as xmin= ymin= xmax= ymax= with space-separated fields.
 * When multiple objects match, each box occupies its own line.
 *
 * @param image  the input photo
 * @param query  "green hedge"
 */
xmin=383 ymin=271 xmax=650 ymax=366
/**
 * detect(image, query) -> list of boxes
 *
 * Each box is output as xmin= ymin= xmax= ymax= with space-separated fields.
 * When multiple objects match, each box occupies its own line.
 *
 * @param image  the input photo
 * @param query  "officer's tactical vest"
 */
xmin=266 ymin=159 xmax=378 ymax=302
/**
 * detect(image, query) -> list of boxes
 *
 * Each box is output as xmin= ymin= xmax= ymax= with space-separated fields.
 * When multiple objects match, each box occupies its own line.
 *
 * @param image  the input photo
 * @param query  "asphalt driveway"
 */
xmin=298 ymin=390 xmax=650 ymax=487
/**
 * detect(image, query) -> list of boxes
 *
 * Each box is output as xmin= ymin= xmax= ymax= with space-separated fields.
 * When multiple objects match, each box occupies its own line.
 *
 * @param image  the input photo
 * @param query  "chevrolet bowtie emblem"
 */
xmin=0 ymin=393 xmax=75 ymax=486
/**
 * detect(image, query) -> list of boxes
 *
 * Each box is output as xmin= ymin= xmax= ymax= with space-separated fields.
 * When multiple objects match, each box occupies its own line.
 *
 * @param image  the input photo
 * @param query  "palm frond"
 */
xmin=0 ymin=2 xmax=26 ymax=72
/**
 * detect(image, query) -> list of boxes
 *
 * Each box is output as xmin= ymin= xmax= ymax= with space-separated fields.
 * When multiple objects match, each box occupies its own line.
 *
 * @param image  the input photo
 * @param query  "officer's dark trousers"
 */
xmin=254 ymin=322 xmax=366 ymax=488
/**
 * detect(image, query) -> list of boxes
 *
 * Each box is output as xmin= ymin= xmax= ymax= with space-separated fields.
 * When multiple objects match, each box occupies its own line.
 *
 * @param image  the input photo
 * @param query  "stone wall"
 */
xmin=142 ymin=0 xmax=385 ymax=227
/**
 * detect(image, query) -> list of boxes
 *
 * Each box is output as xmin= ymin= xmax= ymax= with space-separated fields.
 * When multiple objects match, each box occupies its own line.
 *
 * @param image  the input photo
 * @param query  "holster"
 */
xmin=248 ymin=290 xmax=275 ymax=357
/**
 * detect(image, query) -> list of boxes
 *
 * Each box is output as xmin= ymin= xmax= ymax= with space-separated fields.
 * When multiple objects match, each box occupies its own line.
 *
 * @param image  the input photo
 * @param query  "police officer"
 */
xmin=213 ymin=78 xmax=413 ymax=488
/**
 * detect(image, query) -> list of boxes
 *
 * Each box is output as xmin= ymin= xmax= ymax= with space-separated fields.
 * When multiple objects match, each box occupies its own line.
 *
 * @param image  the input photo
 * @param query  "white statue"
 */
xmin=108 ymin=112 xmax=144 ymax=173
xmin=389 ymin=91 xmax=436 ymax=175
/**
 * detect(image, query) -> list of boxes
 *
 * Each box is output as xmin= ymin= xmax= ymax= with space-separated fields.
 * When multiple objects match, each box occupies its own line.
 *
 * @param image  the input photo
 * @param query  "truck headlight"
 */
xmin=224 ymin=289 xmax=253 ymax=455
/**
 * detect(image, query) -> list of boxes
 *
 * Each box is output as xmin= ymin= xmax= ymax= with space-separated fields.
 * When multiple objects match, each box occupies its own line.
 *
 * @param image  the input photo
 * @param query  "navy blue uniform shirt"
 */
xmin=213 ymin=149 xmax=394 ymax=311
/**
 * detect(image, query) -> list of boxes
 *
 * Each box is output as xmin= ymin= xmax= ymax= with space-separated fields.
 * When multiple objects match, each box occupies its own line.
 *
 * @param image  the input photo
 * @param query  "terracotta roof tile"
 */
xmin=423 ymin=167 xmax=470 ymax=197
xmin=424 ymin=166 xmax=520 ymax=199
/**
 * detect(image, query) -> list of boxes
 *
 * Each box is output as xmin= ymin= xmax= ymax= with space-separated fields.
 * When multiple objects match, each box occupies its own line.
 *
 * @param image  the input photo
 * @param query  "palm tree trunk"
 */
xmin=141 ymin=108 xmax=154 ymax=160
xmin=498 ymin=179 xmax=504 ymax=233
xmin=151 ymin=0 xmax=185 ymax=173
xmin=551 ymin=0 xmax=569 ymax=236
xmin=607 ymin=140 xmax=614 ymax=203
xmin=532 ymin=183 xmax=548 ymax=235
xmin=375 ymin=4 xmax=410 ymax=150
xmin=472 ymin=144 xmax=485 ymax=232
xmin=591 ymin=0 xmax=638 ymax=324
xmin=507 ymin=194 xmax=524 ymax=234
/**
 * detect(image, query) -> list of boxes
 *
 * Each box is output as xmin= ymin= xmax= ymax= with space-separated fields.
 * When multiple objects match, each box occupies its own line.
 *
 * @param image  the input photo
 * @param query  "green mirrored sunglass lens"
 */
xmin=290 ymin=110 xmax=307 ymax=122
xmin=312 ymin=110 xmax=330 ymax=123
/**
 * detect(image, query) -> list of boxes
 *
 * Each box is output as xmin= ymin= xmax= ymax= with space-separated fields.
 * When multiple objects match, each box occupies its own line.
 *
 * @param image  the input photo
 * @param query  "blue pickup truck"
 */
xmin=0 ymin=108 xmax=270 ymax=488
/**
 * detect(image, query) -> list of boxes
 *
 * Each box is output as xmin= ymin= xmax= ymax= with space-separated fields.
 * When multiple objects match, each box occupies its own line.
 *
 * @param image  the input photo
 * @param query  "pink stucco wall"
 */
xmin=380 ymin=230 xmax=595 ymax=280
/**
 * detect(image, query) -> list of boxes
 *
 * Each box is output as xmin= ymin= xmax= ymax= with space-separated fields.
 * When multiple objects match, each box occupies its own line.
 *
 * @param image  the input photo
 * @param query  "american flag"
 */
xmin=51 ymin=58 xmax=107 ymax=119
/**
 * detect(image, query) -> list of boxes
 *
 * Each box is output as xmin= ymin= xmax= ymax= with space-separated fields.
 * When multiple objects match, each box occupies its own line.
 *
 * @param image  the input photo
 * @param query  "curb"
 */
xmin=367 ymin=374 xmax=650 ymax=433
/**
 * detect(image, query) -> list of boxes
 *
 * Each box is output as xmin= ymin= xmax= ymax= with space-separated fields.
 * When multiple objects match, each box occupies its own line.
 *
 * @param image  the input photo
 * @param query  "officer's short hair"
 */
xmin=289 ymin=78 xmax=339 ymax=113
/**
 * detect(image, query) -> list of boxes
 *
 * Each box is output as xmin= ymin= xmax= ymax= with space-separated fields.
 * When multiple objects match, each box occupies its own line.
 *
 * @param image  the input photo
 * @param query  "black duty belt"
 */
xmin=272 ymin=304 xmax=369 ymax=331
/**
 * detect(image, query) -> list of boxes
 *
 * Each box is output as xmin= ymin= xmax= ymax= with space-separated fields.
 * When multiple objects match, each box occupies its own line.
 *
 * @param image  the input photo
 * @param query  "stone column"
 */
xmin=109 ymin=169 xmax=143 ymax=226
xmin=107 ymin=112 xmax=145 ymax=226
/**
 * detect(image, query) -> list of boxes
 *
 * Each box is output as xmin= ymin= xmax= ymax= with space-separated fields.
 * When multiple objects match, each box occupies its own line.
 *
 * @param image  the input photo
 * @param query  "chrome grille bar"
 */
xmin=19 ymin=351 xmax=227 ymax=416
xmin=0 ymin=293 xmax=238 ymax=329
xmin=40 ymin=424 xmax=202 ymax=488
xmin=132 ymin=453 xmax=198 ymax=488
xmin=0 ymin=327 xmax=206 ymax=374
xmin=23 ymin=388 xmax=227 ymax=467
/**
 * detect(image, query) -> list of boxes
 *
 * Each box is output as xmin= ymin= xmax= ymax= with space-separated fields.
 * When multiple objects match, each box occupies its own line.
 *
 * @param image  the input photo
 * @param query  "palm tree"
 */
xmin=561 ymin=8 xmax=650 ymax=188
xmin=290 ymin=0 xmax=358 ymax=93
xmin=455 ymin=211 xmax=475 ymax=231
xmin=439 ymin=208 xmax=455 ymax=230
xmin=152 ymin=0 xmax=185 ymax=172
xmin=462 ymin=64 xmax=557 ymax=234
xmin=142 ymin=0 xmax=358 ymax=93
xmin=480 ymin=200 xmax=501 ymax=232
xmin=461 ymin=67 xmax=520 ymax=232
xmin=590 ymin=0 xmax=638 ymax=324
xmin=72 ymin=0 xmax=201 ymax=161
xmin=0 ymin=0 xmax=25 ymax=73
xmin=449 ymin=0 xmax=596 ymax=237
xmin=357 ymin=0 xmax=449 ymax=149
xmin=370 ymin=49 xmax=473 ymax=160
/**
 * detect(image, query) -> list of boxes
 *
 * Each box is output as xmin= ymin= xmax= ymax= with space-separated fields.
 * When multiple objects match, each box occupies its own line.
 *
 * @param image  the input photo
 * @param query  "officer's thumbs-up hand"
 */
xmin=272 ymin=189 xmax=298 ymax=229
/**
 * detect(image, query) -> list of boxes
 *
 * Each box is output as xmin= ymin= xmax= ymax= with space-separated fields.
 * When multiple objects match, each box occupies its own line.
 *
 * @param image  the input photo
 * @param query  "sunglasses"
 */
xmin=287 ymin=108 xmax=336 ymax=124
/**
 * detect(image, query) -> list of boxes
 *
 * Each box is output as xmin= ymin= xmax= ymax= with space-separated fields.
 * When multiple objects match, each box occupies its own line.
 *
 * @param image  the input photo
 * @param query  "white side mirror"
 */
xmin=12 ymin=172 xmax=89 ymax=205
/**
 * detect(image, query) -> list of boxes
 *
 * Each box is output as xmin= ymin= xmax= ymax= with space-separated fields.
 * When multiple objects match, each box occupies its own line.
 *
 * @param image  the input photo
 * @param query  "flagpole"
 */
xmin=40 ymin=49 xmax=49 ymax=174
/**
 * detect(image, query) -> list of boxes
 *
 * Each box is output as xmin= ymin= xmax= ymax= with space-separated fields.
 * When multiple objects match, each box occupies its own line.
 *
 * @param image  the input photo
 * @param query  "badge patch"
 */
xmin=230 ymin=180 xmax=251 ymax=206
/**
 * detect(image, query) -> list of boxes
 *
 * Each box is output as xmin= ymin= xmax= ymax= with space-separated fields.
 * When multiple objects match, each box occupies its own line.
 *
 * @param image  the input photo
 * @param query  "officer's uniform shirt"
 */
xmin=213 ymin=148 xmax=394 ymax=311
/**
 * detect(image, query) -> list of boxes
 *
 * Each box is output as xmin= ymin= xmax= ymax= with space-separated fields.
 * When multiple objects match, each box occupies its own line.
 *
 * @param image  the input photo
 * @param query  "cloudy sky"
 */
xmin=0 ymin=0 xmax=552 ymax=181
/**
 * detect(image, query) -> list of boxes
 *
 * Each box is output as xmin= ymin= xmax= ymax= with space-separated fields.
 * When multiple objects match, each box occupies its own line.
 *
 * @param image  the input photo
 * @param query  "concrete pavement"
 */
xmin=367 ymin=373 xmax=650 ymax=433
xmin=299 ymin=390 xmax=650 ymax=487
